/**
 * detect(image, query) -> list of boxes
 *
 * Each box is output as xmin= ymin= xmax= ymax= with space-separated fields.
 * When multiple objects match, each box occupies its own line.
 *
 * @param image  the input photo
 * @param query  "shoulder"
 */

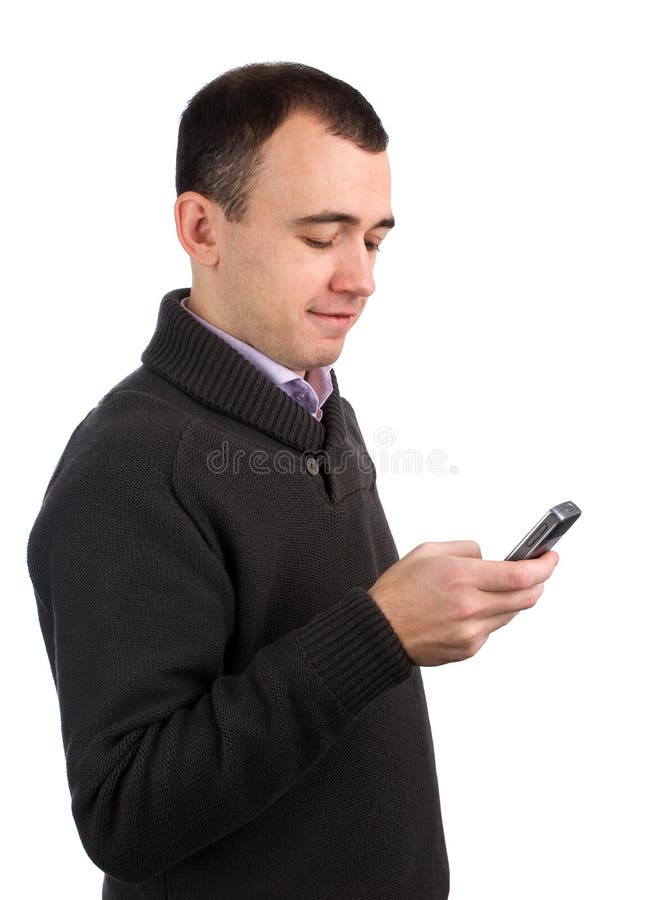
xmin=39 ymin=386 xmax=194 ymax=512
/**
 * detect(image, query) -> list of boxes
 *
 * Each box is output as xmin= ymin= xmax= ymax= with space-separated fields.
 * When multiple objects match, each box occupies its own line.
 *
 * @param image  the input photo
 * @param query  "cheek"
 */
xmin=281 ymin=254 xmax=334 ymax=303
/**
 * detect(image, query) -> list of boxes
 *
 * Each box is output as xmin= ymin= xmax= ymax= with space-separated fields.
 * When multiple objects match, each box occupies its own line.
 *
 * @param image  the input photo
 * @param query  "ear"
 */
xmin=174 ymin=192 xmax=220 ymax=266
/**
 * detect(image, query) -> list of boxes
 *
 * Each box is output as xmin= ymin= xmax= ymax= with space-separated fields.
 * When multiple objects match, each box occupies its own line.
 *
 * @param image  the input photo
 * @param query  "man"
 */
xmin=27 ymin=63 xmax=557 ymax=899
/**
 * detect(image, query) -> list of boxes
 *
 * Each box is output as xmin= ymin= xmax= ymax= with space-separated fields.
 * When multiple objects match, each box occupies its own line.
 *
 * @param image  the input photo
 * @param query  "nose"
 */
xmin=329 ymin=242 xmax=376 ymax=298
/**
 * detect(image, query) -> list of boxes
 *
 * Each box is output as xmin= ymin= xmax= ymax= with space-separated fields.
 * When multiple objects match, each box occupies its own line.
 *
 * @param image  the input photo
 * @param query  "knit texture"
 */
xmin=27 ymin=288 xmax=449 ymax=899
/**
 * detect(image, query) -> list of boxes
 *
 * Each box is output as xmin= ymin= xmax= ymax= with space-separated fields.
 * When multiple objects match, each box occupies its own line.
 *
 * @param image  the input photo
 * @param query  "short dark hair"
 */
xmin=176 ymin=62 xmax=389 ymax=222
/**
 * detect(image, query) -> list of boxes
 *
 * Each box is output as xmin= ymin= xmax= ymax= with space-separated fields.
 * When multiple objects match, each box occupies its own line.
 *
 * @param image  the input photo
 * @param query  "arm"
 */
xmin=27 ymin=405 xmax=411 ymax=883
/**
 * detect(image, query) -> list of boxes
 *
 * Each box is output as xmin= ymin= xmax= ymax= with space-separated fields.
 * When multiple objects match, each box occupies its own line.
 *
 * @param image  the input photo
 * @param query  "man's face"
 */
xmin=199 ymin=112 xmax=393 ymax=377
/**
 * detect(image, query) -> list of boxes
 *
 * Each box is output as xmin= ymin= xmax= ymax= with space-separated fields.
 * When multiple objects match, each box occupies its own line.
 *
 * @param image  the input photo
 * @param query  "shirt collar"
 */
xmin=180 ymin=297 xmax=333 ymax=419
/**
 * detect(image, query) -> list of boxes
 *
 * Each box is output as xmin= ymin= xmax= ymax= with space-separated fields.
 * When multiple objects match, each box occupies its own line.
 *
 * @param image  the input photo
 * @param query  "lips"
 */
xmin=308 ymin=310 xmax=357 ymax=332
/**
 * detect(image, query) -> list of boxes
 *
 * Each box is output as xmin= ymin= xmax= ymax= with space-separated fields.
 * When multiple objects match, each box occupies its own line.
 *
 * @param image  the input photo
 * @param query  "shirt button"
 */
xmin=306 ymin=457 xmax=319 ymax=476
xmin=297 ymin=392 xmax=306 ymax=401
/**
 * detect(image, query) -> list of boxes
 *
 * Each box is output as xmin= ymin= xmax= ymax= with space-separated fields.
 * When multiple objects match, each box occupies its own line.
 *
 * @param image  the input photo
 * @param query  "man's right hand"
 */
xmin=367 ymin=541 xmax=559 ymax=667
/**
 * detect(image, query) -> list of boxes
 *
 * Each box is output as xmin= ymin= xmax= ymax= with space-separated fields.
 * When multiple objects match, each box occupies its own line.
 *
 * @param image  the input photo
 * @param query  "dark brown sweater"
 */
xmin=27 ymin=288 xmax=449 ymax=899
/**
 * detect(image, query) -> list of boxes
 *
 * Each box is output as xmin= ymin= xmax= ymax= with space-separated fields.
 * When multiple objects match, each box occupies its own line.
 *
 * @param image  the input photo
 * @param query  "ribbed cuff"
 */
xmin=296 ymin=587 xmax=413 ymax=716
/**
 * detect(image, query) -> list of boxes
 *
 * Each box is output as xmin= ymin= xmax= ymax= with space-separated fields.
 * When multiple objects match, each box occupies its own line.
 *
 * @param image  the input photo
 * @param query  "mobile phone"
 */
xmin=505 ymin=501 xmax=581 ymax=561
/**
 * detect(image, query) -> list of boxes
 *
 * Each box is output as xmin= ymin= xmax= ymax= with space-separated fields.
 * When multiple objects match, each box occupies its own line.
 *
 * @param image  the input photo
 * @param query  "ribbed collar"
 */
xmin=141 ymin=288 xmax=349 ymax=454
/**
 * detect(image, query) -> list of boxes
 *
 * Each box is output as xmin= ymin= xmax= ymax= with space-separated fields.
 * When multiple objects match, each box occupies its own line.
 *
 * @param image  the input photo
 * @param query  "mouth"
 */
xmin=308 ymin=310 xmax=356 ymax=332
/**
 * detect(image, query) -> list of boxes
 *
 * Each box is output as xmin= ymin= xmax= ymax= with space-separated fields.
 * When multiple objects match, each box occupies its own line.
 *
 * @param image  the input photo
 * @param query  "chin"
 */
xmin=293 ymin=343 xmax=344 ymax=373
xmin=311 ymin=348 xmax=344 ymax=369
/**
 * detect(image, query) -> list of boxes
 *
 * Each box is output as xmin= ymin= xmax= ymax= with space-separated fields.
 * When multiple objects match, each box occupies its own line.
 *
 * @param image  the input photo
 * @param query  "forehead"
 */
xmin=250 ymin=112 xmax=392 ymax=222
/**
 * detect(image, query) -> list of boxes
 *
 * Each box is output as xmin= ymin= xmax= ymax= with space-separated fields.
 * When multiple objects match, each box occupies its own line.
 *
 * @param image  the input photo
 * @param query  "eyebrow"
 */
xmin=290 ymin=211 xmax=396 ymax=230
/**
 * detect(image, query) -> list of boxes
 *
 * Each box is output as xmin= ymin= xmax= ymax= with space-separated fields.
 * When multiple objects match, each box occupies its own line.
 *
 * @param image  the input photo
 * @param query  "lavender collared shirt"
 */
xmin=181 ymin=297 xmax=333 ymax=421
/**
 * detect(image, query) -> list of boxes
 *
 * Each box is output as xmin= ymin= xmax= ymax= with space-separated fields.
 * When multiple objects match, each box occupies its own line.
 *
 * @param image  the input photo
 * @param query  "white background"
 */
xmin=3 ymin=1 xmax=663 ymax=897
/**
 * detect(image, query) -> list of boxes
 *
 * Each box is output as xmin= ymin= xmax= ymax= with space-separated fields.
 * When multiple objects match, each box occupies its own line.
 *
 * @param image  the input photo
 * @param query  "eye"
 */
xmin=304 ymin=238 xmax=334 ymax=250
xmin=303 ymin=236 xmax=382 ymax=252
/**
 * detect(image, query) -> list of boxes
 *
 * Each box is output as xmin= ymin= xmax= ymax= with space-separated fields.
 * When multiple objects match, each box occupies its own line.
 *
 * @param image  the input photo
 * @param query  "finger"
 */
xmin=470 ymin=550 xmax=559 ymax=592
xmin=481 ymin=610 xmax=521 ymax=634
xmin=475 ymin=583 xmax=545 ymax=619
xmin=428 ymin=540 xmax=483 ymax=559
xmin=453 ymin=610 xmax=522 ymax=658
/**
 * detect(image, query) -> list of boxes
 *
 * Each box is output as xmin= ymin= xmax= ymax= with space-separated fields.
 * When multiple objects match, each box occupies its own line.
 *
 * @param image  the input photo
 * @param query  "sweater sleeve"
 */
xmin=26 ymin=396 xmax=412 ymax=884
